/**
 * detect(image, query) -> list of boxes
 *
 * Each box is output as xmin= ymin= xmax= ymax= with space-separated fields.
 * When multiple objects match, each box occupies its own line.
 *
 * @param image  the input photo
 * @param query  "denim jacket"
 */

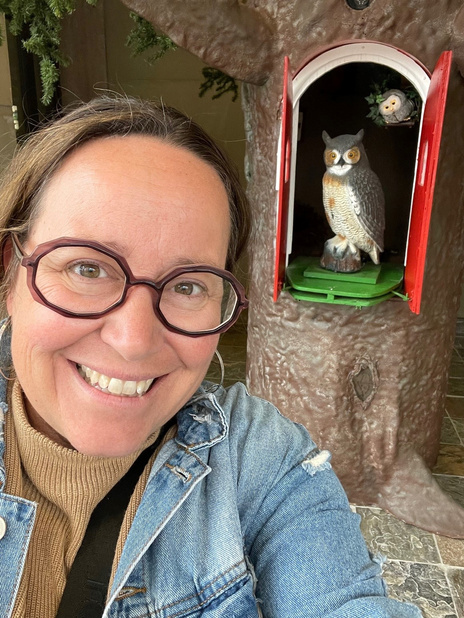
xmin=0 ymin=358 xmax=421 ymax=617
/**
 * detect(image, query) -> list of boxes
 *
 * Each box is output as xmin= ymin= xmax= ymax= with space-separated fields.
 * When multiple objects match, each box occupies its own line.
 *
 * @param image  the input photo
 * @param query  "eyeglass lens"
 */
xmin=33 ymin=246 xmax=239 ymax=333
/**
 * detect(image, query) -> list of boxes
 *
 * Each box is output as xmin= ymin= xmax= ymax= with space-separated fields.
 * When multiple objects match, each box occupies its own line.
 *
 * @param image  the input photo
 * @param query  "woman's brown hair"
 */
xmin=0 ymin=96 xmax=250 ymax=312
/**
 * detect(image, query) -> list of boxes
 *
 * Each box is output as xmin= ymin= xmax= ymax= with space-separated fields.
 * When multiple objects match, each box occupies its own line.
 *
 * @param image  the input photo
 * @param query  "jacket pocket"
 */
xmin=111 ymin=568 xmax=261 ymax=618
xmin=192 ymin=573 xmax=261 ymax=618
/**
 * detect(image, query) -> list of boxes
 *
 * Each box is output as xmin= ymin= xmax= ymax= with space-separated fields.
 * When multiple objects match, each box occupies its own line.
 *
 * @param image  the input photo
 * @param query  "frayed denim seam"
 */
xmin=244 ymin=550 xmax=263 ymax=617
xmin=301 ymin=449 xmax=332 ymax=476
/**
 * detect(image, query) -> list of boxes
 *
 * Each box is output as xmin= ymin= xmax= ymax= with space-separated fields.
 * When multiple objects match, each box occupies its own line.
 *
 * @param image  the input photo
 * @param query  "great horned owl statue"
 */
xmin=378 ymin=89 xmax=414 ymax=124
xmin=321 ymin=129 xmax=385 ymax=272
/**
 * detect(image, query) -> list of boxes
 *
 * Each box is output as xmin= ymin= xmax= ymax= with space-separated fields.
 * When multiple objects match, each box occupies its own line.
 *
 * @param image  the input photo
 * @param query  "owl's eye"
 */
xmin=391 ymin=99 xmax=397 ymax=106
xmin=345 ymin=148 xmax=360 ymax=164
xmin=324 ymin=150 xmax=338 ymax=166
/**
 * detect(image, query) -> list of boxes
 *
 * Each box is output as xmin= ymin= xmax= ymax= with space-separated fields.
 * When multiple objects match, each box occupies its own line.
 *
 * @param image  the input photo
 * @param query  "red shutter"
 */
xmin=273 ymin=56 xmax=293 ymax=301
xmin=405 ymin=51 xmax=452 ymax=314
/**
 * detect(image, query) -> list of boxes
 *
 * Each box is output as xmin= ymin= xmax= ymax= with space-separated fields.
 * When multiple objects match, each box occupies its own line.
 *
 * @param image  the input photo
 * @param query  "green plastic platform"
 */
xmin=286 ymin=256 xmax=405 ymax=307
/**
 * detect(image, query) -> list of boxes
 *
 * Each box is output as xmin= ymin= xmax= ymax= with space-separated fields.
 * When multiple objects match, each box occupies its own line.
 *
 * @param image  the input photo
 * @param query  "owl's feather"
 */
xmin=346 ymin=168 xmax=384 ymax=250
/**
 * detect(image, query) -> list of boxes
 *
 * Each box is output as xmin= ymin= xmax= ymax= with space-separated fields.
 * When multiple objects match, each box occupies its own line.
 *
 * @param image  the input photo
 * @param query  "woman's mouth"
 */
xmin=77 ymin=364 xmax=155 ymax=397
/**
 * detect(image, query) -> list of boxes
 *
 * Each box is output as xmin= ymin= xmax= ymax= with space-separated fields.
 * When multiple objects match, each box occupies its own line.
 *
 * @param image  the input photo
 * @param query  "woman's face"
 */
xmin=7 ymin=135 xmax=231 ymax=456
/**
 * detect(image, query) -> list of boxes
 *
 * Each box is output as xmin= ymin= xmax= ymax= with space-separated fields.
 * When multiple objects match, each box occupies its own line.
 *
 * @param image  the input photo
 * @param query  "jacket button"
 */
xmin=0 ymin=517 xmax=6 ymax=540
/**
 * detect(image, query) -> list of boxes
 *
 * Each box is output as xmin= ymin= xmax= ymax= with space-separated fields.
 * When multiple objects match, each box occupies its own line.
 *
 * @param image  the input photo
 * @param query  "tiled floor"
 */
xmin=208 ymin=317 xmax=464 ymax=617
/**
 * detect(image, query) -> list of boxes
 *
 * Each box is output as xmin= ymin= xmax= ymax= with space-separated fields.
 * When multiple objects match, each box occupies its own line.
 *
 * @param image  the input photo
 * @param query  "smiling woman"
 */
xmin=0 ymin=97 xmax=421 ymax=618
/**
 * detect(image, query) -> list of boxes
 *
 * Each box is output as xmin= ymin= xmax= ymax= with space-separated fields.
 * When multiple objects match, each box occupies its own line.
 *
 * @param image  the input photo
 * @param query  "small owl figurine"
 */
xmin=378 ymin=89 xmax=414 ymax=124
xmin=321 ymin=129 xmax=385 ymax=271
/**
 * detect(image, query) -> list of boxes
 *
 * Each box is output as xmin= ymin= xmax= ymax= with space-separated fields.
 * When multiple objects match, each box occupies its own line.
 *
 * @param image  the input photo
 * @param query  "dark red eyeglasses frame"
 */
xmin=11 ymin=234 xmax=249 ymax=337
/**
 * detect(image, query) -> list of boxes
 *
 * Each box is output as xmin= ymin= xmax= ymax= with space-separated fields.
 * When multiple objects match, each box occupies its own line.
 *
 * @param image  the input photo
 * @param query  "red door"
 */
xmin=404 ymin=51 xmax=452 ymax=314
xmin=273 ymin=56 xmax=293 ymax=301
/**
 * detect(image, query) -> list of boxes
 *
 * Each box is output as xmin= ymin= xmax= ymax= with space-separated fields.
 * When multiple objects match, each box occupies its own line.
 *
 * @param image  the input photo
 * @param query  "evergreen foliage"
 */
xmin=0 ymin=0 xmax=98 ymax=105
xmin=0 ymin=2 xmax=239 ymax=105
xmin=199 ymin=67 xmax=238 ymax=101
xmin=126 ymin=11 xmax=176 ymax=61
xmin=126 ymin=13 xmax=239 ymax=101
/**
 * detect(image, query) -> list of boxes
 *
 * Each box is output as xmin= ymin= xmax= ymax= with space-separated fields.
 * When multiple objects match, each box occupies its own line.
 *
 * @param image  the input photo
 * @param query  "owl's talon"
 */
xmin=320 ymin=238 xmax=362 ymax=273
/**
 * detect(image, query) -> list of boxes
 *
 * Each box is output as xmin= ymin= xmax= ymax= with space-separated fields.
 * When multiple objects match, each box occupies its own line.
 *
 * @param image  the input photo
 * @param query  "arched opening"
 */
xmin=291 ymin=61 xmax=420 ymax=265
xmin=275 ymin=42 xmax=450 ymax=311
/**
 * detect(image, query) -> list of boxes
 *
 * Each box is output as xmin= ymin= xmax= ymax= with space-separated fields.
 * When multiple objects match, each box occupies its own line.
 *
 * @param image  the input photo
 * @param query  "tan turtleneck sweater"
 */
xmin=4 ymin=380 xmax=176 ymax=618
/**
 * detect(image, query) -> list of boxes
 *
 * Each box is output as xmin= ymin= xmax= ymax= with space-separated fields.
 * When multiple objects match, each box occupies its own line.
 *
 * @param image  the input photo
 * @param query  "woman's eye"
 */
xmin=173 ymin=281 xmax=205 ymax=296
xmin=70 ymin=262 xmax=107 ymax=279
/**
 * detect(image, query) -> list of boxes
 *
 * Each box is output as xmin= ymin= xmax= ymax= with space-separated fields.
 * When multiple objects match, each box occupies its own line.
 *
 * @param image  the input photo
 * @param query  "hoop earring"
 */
xmin=213 ymin=349 xmax=225 ymax=390
xmin=0 ymin=317 xmax=13 ymax=381
xmin=203 ymin=348 xmax=225 ymax=395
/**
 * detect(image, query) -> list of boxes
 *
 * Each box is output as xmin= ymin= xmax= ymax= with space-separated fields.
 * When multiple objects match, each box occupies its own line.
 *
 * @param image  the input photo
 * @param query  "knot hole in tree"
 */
xmin=349 ymin=355 xmax=379 ymax=409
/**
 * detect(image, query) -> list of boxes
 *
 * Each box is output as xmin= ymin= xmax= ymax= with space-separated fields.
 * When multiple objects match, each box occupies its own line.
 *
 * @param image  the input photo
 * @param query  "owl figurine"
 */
xmin=321 ymin=129 xmax=385 ymax=272
xmin=378 ymin=89 xmax=414 ymax=124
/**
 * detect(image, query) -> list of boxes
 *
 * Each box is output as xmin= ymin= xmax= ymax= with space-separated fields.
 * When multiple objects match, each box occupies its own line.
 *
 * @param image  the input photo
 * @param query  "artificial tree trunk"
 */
xmin=121 ymin=0 xmax=464 ymax=538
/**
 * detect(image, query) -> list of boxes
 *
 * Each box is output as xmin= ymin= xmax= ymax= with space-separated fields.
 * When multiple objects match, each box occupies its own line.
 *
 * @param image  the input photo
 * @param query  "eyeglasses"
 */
xmin=11 ymin=234 xmax=249 ymax=337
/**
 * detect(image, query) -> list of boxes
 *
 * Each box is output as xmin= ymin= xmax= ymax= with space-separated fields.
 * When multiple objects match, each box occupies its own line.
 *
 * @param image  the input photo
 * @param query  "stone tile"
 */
xmin=206 ymin=361 xmax=246 ymax=386
xmin=434 ymin=445 xmax=464 ymax=476
xmin=453 ymin=349 xmax=463 ymax=363
xmin=450 ymin=362 xmax=464 ymax=379
xmin=448 ymin=569 xmax=464 ymax=617
xmin=219 ymin=346 xmax=247 ymax=364
xmin=383 ymin=561 xmax=456 ymax=617
xmin=455 ymin=337 xmax=464 ymax=351
xmin=442 ymin=418 xmax=462 ymax=445
xmin=358 ymin=507 xmax=440 ymax=563
xmin=447 ymin=397 xmax=464 ymax=420
xmin=434 ymin=476 xmax=464 ymax=510
xmin=448 ymin=380 xmax=464 ymax=398
xmin=436 ymin=535 xmax=464 ymax=568
xmin=456 ymin=320 xmax=464 ymax=337
xmin=453 ymin=419 xmax=464 ymax=444
xmin=224 ymin=371 xmax=247 ymax=388
xmin=219 ymin=329 xmax=248 ymax=348
xmin=205 ymin=368 xmax=222 ymax=384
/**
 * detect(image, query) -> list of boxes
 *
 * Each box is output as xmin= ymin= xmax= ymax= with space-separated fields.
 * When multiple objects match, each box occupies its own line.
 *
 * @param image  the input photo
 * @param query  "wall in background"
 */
xmin=59 ymin=0 xmax=246 ymax=184
xmin=0 ymin=15 xmax=16 ymax=172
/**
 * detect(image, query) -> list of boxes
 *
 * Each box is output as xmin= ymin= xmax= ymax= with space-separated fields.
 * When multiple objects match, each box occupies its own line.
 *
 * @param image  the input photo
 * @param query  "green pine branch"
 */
xmin=0 ymin=0 xmax=97 ymax=105
xmin=199 ymin=67 xmax=238 ymax=102
xmin=0 ymin=2 xmax=239 ymax=106
xmin=126 ymin=13 xmax=239 ymax=102
xmin=126 ymin=11 xmax=177 ymax=62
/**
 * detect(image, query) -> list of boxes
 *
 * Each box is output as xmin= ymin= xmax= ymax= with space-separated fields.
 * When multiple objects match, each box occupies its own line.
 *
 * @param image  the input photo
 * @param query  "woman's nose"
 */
xmin=99 ymin=285 xmax=166 ymax=361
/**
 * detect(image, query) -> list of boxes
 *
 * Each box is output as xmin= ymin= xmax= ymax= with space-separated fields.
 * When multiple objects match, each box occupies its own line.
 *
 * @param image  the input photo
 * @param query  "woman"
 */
xmin=0 ymin=97 xmax=420 ymax=617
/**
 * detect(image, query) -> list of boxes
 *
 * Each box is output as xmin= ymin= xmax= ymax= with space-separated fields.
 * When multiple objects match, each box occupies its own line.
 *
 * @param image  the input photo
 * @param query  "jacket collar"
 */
xmin=175 ymin=388 xmax=229 ymax=451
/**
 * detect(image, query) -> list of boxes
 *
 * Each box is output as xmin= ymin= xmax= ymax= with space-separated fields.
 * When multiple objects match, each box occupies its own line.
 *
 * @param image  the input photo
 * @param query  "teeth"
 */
xmin=138 ymin=379 xmax=154 ymax=395
xmin=98 ymin=374 xmax=110 ymax=389
xmin=122 ymin=380 xmax=137 ymax=396
xmin=78 ymin=365 xmax=155 ymax=397
xmin=108 ymin=378 xmax=123 ymax=395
